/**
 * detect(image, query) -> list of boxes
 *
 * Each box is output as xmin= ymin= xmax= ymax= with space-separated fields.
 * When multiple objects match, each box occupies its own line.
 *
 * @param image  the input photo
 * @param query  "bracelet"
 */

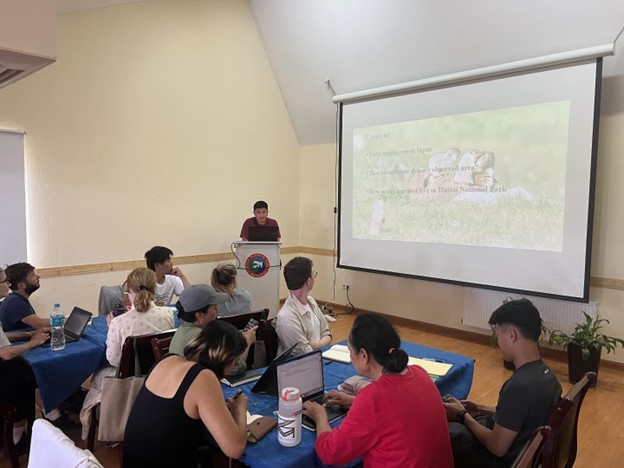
xmin=456 ymin=410 xmax=467 ymax=424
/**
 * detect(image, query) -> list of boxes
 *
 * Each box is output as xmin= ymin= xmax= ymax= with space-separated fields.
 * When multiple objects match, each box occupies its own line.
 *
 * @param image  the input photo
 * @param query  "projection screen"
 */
xmin=337 ymin=59 xmax=602 ymax=301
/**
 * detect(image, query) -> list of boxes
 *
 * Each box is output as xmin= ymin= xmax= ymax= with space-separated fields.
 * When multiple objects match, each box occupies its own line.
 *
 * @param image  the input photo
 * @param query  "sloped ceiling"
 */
xmin=55 ymin=0 xmax=624 ymax=146
xmin=249 ymin=0 xmax=624 ymax=145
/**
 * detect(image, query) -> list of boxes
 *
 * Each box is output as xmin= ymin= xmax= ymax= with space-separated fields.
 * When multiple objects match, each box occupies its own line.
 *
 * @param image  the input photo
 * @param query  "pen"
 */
xmin=233 ymin=390 xmax=243 ymax=400
xmin=422 ymin=357 xmax=447 ymax=363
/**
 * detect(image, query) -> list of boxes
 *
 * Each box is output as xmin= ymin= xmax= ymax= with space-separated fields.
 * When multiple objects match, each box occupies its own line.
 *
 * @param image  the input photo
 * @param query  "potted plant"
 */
xmin=548 ymin=311 xmax=624 ymax=386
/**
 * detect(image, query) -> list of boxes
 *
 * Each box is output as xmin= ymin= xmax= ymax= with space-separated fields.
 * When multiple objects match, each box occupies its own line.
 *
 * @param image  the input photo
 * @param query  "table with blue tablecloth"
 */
xmin=24 ymin=316 xmax=108 ymax=412
xmin=221 ymin=340 xmax=475 ymax=468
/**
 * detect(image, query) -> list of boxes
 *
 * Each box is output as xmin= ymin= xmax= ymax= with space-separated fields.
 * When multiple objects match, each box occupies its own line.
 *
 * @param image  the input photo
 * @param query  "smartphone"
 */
xmin=242 ymin=318 xmax=258 ymax=332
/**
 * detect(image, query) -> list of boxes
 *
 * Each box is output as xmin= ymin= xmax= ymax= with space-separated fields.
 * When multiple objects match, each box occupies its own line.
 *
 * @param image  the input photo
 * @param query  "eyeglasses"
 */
xmin=311 ymin=271 xmax=318 ymax=278
xmin=0 ymin=278 xmax=9 ymax=285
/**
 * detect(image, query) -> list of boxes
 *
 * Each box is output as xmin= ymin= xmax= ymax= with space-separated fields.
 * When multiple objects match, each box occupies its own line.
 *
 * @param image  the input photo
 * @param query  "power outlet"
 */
xmin=342 ymin=284 xmax=350 ymax=290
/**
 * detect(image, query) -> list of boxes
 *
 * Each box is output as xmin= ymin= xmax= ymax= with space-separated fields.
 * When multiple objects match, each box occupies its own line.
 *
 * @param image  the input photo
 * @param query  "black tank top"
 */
xmin=123 ymin=355 xmax=206 ymax=467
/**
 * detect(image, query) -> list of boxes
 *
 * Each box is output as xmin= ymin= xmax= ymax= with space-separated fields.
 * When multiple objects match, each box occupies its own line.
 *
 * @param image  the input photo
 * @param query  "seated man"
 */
xmin=444 ymin=298 xmax=561 ymax=468
xmin=0 ymin=263 xmax=50 ymax=331
xmin=275 ymin=256 xmax=331 ymax=357
xmin=144 ymin=246 xmax=191 ymax=306
xmin=239 ymin=200 xmax=281 ymax=241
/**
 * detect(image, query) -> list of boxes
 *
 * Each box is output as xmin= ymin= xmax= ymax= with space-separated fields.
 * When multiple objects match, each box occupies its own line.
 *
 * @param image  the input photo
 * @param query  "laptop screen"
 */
xmin=276 ymin=350 xmax=324 ymax=401
xmin=65 ymin=307 xmax=92 ymax=337
xmin=248 ymin=225 xmax=279 ymax=242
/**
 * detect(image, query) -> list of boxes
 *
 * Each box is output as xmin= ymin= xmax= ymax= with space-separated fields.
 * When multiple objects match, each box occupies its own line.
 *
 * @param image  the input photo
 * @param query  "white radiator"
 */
xmin=462 ymin=289 xmax=598 ymax=335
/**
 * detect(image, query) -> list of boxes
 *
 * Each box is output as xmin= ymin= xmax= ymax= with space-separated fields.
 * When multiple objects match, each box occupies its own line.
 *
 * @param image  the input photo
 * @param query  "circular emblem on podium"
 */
xmin=245 ymin=253 xmax=270 ymax=278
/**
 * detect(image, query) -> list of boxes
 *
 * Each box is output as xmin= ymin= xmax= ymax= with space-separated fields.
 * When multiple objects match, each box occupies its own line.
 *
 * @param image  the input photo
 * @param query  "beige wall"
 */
xmin=0 ymin=0 xmax=299 ymax=313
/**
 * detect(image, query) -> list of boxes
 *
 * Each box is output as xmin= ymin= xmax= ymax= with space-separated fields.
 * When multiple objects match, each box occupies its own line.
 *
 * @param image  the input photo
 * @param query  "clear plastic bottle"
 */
xmin=278 ymin=387 xmax=302 ymax=447
xmin=50 ymin=303 xmax=66 ymax=351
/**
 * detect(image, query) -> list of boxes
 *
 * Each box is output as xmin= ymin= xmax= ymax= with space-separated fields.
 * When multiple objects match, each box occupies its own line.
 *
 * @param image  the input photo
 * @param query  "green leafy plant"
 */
xmin=548 ymin=311 xmax=624 ymax=360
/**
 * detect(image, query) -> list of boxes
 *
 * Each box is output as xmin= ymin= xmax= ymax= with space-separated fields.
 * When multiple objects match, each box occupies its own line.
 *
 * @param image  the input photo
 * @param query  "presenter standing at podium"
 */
xmin=240 ymin=200 xmax=281 ymax=241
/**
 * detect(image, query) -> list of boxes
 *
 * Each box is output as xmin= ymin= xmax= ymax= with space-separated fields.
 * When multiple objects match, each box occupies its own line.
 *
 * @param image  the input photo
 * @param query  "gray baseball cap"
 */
xmin=179 ymin=284 xmax=228 ymax=311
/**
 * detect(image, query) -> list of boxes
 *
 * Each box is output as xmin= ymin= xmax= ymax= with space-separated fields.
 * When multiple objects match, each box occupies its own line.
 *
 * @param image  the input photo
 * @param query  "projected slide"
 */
xmin=353 ymin=101 xmax=570 ymax=251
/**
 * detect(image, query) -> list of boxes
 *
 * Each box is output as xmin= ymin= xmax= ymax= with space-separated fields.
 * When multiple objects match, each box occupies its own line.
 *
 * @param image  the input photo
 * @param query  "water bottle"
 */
xmin=50 ymin=303 xmax=66 ymax=351
xmin=278 ymin=387 xmax=302 ymax=447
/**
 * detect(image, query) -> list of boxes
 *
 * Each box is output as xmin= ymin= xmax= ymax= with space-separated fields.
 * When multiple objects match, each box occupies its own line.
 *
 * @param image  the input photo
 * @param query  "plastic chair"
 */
xmin=511 ymin=425 xmax=551 ymax=468
xmin=0 ymin=402 xmax=19 ymax=468
xmin=540 ymin=371 xmax=596 ymax=468
xmin=28 ymin=418 xmax=103 ymax=467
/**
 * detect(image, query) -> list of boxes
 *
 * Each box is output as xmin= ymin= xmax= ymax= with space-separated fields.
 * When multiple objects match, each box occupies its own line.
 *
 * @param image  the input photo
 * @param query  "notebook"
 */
xmin=42 ymin=306 xmax=92 ymax=347
xmin=276 ymin=349 xmax=348 ymax=430
xmin=249 ymin=343 xmax=297 ymax=395
xmin=247 ymin=225 xmax=280 ymax=242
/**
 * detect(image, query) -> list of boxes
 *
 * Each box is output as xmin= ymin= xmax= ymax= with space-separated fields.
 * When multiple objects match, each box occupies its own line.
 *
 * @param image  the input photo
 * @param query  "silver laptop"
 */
xmin=276 ymin=349 xmax=348 ymax=430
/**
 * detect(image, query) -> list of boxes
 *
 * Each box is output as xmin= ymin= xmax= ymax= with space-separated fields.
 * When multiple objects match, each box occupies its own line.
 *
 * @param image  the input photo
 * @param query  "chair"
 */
xmin=539 ymin=371 xmax=596 ymax=468
xmin=219 ymin=309 xmax=271 ymax=367
xmin=86 ymin=330 xmax=176 ymax=452
xmin=217 ymin=308 xmax=269 ymax=330
xmin=97 ymin=285 xmax=124 ymax=316
xmin=28 ymin=418 xmax=103 ymax=467
xmin=0 ymin=402 xmax=19 ymax=468
xmin=151 ymin=335 xmax=173 ymax=361
xmin=255 ymin=318 xmax=279 ymax=365
xmin=511 ymin=425 xmax=551 ymax=468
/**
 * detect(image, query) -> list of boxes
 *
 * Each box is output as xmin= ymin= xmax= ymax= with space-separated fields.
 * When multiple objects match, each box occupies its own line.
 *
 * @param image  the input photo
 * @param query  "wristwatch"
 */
xmin=456 ymin=410 xmax=467 ymax=424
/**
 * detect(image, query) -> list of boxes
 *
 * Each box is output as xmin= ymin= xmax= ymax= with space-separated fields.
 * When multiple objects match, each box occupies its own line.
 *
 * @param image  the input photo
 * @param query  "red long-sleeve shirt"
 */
xmin=315 ymin=366 xmax=453 ymax=468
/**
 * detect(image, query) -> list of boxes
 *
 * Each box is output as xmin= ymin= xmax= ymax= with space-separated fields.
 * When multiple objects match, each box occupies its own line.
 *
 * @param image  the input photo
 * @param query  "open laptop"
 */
xmin=247 ymin=225 xmax=280 ymax=242
xmin=250 ymin=343 xmax=297 ymax=395
xmin=42 ymin=306 xmax=92 ymax=347
xmin=276 ymin=349 xmax=348 ymax=430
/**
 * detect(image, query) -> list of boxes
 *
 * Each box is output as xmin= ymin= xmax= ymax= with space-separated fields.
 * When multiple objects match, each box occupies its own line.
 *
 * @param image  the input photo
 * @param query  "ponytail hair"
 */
xmin=349 ymin=313 xmax=408 ymax=373
xmin=211 ymin=263 xmax=237 ymax=298
xmin=126 ymin=267 xmax=156 ymax=313
xmin=184 ymin=320 xmax=247 ymax=379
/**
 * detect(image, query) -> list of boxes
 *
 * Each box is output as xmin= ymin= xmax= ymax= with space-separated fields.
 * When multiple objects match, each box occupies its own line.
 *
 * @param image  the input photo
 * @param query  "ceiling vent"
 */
xmin=0 ymin=48 xmax=55 ymax=89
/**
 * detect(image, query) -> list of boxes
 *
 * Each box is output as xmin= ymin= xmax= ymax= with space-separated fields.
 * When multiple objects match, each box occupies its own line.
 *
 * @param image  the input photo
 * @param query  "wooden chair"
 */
xmin=255 ymin=318 xmax=279 ymax=365
xmin=151 ymin=335 xmax=173 ymax=361
xmin=511 ymin=425 xmax=551 ymax=468
xmin=540 ymin=371 xmax=596 ymax=468
xmin=217 ymin=309 xmax=269 ymax=330
xmin=218 ymin=309 xmax=271 ymax=367
xmin=86 ymin=330 xmax=176 ymax=452
xmin=0 ymin=402 xmax=19 ymax=468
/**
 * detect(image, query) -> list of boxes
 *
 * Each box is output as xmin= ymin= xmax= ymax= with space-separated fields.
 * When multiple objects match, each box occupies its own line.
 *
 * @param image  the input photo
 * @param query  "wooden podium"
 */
xmin=232 ymin=241 xmax=281 ymax=319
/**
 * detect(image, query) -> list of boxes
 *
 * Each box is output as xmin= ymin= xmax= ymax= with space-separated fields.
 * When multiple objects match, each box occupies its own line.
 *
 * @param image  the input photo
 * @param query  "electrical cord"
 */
xmin=344 ymin=288 xmax=355 ymax=314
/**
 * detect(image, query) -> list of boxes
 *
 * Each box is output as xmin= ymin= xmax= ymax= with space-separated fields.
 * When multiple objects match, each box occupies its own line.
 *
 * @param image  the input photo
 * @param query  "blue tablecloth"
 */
xmin=222 ymin=340 xmax=474 ymax=468
xmin=24 ymin=316 xmax=108 ymax=412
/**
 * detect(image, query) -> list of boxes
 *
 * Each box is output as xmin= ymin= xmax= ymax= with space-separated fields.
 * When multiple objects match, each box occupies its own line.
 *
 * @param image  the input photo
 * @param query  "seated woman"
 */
xmin=80 ymin=267 xmax=174 ymax=438
xmin=302 ymin=313 xmax=453 ymax=468
xmin=211 ymin=263 xmax=251 ymax=317
xmin=170 ymin=284 xmax=256 ymax=376
xmin=105 ymin=267 xmax=175 ymax=367
xmin=124 ymin=320 xmax=249 ymax=467
xmin=0 ymin=267 xmax=49 ymax=451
